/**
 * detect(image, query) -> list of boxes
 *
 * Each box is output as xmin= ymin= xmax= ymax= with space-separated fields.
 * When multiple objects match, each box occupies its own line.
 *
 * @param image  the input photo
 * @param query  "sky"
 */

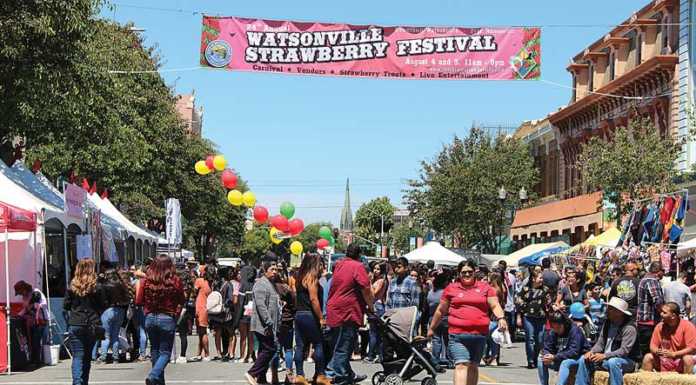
xmin=102 ymin=0 xmax=645 ymax=225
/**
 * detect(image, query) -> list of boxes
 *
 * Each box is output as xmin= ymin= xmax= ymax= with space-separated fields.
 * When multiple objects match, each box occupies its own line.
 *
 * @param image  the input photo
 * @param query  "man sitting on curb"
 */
xmin=537 ymin=311 xmax=590 ymax=385
xmin=574 ymin=297 xmax=640 ymax=385
xmin=641 ymin=302 xmax=696 ymax=374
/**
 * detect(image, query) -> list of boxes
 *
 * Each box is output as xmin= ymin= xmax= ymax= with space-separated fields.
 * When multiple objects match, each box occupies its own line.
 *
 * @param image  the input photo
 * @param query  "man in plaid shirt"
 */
xmin=636 ymin=261 xmax=665 ymax=356
xmin=386 ymin=257 xmax=421 ymax=311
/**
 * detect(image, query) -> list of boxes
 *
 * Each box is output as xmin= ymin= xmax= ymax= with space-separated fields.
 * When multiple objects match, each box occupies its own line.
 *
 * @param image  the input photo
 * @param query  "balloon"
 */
xmin=269 ymin=227 xmax=282 ymax=245
xmin=242 ymin=191 xmax=256 ymax=207
xmin=288 ymin=219 xmax=305 ymax=236
xmin=316 ymin=238 xmax=329 ymax=249
xmin=195 ymin=160 xmax=211 ymax=175
xmin=213 ymin=155 xmax=226 ymax=171
xmin=319 ymin=226 xmax=332 ymax=240
xmin=270 ymin=215 xmax=290 ymax=233
xmin=221 ymin=169 xmax=238 ymax=189
xmin=253 ymin=206 xmax=269 ymax=224
xmin=280 ymin=202 xmax=295 ymax=219
xmin=290 ymin=241 xmax=303 ymax=255
xmin=227 ymin=190 xmax=243 ymax=206
xmin=205 ymin=155 xmax=215 ymax=170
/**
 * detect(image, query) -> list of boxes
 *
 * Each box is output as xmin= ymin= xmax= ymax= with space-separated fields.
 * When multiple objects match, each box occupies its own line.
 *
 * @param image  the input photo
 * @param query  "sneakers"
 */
xmin=176 ymin=356 xmax=187 ymax=364
xmin=202 ymin=356 xmax=212 ymax=362
xmin=245 ymin=373 xmax=258 ymax=385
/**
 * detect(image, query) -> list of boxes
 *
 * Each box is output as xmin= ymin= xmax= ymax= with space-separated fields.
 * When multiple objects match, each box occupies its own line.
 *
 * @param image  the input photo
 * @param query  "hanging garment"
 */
xmin=660 ymin=249 xmax=671 ymax=273
xmin=641 ymin=205 xmax=657 ymax=243
xmin=660 ymin=197 xmax=675 ymax=224
xmin=664 ymin=196 xmax=682 ymax=242
xmin=630 ymin=206 xmax=647 ymax=246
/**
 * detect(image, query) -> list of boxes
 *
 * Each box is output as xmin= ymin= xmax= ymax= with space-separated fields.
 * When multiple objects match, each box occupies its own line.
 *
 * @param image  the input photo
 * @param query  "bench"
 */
xmin=592 ymin=370 xmax=696 ymax=385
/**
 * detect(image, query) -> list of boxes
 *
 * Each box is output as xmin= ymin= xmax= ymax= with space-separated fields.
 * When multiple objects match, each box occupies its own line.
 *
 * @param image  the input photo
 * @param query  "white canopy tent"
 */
xmin=403 ymin=241 xmax=465 ymax=266
xmin=503 ymin=241 xmax=570 ymax=267
xmin=86 ymin=193 xmax=155 ymax=243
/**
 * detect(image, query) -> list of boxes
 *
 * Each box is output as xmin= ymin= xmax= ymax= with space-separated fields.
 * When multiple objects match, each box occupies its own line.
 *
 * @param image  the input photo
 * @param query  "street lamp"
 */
xmin=497 ymin=187 xmax=529 ymax=254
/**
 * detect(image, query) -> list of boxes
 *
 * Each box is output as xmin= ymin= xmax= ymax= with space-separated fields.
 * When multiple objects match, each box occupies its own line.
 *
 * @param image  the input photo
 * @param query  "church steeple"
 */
xmin=340 ymin=178 xmax=353 ymax=232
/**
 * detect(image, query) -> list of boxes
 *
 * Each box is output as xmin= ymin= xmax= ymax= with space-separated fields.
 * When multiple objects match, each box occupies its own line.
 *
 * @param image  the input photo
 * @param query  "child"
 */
xmin=586 ymin=284 xmax=606 ymax=342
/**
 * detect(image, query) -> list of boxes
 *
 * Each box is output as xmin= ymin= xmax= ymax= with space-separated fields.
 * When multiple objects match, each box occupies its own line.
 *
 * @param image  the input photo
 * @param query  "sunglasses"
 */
xmin=460 ymin=270 xmax=475 ymax=277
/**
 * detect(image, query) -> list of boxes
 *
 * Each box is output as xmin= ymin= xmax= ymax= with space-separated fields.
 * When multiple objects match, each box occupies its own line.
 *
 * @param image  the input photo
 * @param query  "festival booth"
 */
xmin=503 ymin=241 xmax=569 ymax=267
xmin=403 ymin=241 xmax=465 ymax=266
xmin=0 ymin=202 xmax=37 ymax=374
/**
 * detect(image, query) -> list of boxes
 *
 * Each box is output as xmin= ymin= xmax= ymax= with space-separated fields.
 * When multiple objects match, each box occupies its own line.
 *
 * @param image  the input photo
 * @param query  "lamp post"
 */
xmin=497 ymin=187 xmax=529 ymax=254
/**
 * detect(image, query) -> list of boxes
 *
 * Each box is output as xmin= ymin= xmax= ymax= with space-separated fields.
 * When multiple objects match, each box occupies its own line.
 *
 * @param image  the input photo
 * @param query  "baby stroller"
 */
xmin=372 ymin=306 xmax=439 ymax=385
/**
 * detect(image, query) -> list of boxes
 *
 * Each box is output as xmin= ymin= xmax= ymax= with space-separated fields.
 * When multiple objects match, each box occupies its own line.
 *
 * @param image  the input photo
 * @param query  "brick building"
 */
xmin=175 ymin=93 xmax=203 ymax=136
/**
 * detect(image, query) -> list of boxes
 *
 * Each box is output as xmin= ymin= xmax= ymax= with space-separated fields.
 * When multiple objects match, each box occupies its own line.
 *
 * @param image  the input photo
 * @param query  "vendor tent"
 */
xmin=504 ymin=241 xmax=569 ymax=267
xmin=87 ymin=194 xmax=155 ymax=243
xmin=0 ymin=202 xmax=38 ymax=374
xmin=583 ymin=228 xmax=621 ymax=248
xmin=403 ymin=241 xmax=465 ymax=266
xmin=677 ymin=237 xmax=696 ymax=257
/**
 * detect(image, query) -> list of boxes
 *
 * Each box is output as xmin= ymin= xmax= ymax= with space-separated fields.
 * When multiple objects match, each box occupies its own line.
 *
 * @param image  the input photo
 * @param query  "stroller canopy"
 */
xmin=383 ymin=306 xmax=418 ymax=342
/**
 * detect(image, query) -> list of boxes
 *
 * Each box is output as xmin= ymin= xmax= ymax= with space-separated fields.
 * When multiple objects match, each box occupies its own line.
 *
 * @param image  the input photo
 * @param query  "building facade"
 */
xmin=512 ymin=0 xmax=690 ymax=247
xmin=175 ymin=93 xmax=203 ymax=137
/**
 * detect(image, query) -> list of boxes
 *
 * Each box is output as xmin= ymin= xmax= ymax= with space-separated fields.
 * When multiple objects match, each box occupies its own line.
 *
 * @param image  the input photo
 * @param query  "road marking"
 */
xmin=479 ymin=372 xmax=497 ymax=383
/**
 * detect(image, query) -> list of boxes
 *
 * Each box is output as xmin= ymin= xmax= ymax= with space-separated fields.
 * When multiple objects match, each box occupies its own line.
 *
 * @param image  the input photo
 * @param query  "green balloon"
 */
xmin=280 ymin=202 xmax=295 ymax=219
xmin=319 ymin=226 xmax=332 ymax=240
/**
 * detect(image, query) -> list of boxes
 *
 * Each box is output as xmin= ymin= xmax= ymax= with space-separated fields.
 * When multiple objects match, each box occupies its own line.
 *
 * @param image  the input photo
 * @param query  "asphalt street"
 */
xmin=0 ymin=337 xmax=542 ymax=385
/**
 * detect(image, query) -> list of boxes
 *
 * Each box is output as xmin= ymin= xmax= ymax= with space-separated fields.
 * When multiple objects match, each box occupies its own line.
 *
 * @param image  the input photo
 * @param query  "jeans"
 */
xmin=537 ymin=356 xmax=579 ymax=385
xmin=30 ymin=325 xmax=47 ymax=364
xmin=448 ymin=333 xmax=486 ymax=365
xmin=523 ymin=316 xmax=545 ymax=366
xmin=133 ymin=306 xmax=148 ymax=357
xmin=278 ymin=324 xmax=294 ymax=371
xmin=248 ymin=332 xmax=277 ymax=381
xmin=327 ymin=323 xmax=358 ymax=385
xmin=367 ymin=318 xmax=381 ymax=361
xmin=96 ymin=307 xmax=125 ymax=361
xmin=294 ymin=311 xmax=325 ymax=376
xmin=431 ymin=323 xmax=449 ymax=366
xmin=68 ymin=326 xmax=96 ymax=385
xmin=145 ymin=313 xmax=176 ymax=385
xmin=505 ymin=310 xmax=516 ymax=341
xmin=485 ymin=320 xmax=500 ymax=359
xmin=574 ymin=356 xmax=635 ymax=385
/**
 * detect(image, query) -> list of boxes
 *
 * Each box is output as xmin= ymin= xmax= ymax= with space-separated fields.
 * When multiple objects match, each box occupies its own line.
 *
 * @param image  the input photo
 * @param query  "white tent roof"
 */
xmin=677 ymin=237 xmax=696 ymax=257
xmin=503 ymin=241 xmax=570 ymax=266
xmin=86 ymin=193 xmax=155 ymax=242
xmin=403 ymin=241 xmax=465 ymax=266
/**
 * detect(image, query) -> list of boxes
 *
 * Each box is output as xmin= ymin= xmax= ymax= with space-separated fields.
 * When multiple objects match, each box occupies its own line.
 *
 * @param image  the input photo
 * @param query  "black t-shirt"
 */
xmin=609 ymin=276 xmax=640 ymax=315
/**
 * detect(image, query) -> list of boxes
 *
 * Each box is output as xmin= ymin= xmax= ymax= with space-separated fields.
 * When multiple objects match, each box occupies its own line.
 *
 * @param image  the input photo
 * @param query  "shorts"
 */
xmin=448 ymin=333 xmax=486 ymax=365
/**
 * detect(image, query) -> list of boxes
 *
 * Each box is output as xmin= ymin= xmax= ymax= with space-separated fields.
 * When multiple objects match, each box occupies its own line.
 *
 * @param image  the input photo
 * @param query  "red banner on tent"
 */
xmin=0 ymin=203 xmax=37 ymax=232
xmin=200 ymin=16 xmax=541 ymax=80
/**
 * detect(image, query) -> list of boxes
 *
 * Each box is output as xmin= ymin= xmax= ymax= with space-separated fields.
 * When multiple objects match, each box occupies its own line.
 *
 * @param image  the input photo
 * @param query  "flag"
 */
xmin=89 ymin=182 xmax=97 ymax=195
xmin=81 ymin=178 xmax=90 ymax=191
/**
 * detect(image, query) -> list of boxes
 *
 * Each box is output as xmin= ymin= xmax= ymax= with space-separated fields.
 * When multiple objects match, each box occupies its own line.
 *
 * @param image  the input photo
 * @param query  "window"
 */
xmin=609 ymin=51 xmax=616 ymax=80
xmin=571 ymin=74 xmax=577 ymax=102
xmin=636 ymin=33 xmax=642 ymax=65
xmin=587 ymin=62 xmax=594 ymax=92
xmin=627 ymin=30 xmax=637 ymax=67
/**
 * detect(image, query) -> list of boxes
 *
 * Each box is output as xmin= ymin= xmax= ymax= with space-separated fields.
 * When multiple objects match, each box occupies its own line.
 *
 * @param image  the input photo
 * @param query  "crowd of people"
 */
xmin=23 ymin=240 xmax=694 ymax=385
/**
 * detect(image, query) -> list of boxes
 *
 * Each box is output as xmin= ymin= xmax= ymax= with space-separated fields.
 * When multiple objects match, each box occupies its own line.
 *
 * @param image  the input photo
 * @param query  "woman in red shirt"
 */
xmin=143 ymin=255 xmax=185 ymax=385
xmin=428 ymin=260 xmax=507 ymax=385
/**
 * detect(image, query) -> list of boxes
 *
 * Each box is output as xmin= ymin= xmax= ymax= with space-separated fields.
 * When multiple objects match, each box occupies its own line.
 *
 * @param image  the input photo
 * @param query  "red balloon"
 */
xmin=205 ymin=155 xmax=214 ymax=170
xmin=221 ymin=169 xmax=238 ymax=189
xmin=270 ymin=215 xmax=289 ymax=233
xmin=253 ymin=206 xmax=269 ymax=224
xmin=288 ymin=219 xmax=305 ymax=236
xmin=316 ymin=238 xmax=329 ymax=249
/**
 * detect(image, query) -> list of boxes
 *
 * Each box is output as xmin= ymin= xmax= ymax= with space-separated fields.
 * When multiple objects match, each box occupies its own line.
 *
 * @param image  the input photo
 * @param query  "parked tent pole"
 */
xmin=5 ymin=227 xmax=10 ymax=375
xmin=43 ymin=227 xmax=53 ymax=344
xmin=63 ymin=227 xmax=70 ymax=291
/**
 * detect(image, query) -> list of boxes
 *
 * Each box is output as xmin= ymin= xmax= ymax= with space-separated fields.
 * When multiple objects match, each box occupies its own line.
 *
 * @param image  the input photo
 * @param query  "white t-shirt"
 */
xmin=662 ymin=280 xmax=691 ymax=317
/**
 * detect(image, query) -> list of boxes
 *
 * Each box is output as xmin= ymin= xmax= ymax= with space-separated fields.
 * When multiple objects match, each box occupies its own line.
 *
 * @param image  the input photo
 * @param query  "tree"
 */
xmin=238 ymin=227 xmax=272 ymax=264
xmin=579 ymin=117 xmax=683 ymax=226
xmin=390 ymin=223 xmax=424 ymax=256
xmin=354 ymin=197 xmax=395 ymax=247
xmin=404 ymin=128 xmax=538 ymax=253
xmin=296 ymin=222 xmax=334 ymax=251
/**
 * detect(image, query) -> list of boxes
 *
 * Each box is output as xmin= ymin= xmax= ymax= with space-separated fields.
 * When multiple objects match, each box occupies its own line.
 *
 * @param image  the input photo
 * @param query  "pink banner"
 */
xmin=200 ymin=17 xmax=540 ymax=80
xmin=64 ymin=183 xmax=85 ymax=219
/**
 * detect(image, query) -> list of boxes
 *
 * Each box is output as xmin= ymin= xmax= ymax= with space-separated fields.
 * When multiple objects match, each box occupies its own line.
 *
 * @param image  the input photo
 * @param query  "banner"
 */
xmin=76 ymin=234 xmax=92 ymax=260
xmin=165 ymin=198 xmax=182 ymax=246
xmin=64 ymin=183 xmax=86 ymax=219
xmin=200 ymin=17 xmax=540 ymax=80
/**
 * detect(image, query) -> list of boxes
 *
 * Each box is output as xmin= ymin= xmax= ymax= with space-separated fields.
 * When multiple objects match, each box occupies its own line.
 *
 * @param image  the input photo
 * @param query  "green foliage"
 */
xmin=404 ymin=128 xmax=538 ymax=253
xmin=296 ymin=222 xmax=334 ymax=250
xmin=238 ymin=227 xmax=272 ymax=264
xmin=579 ymin=117 xmax=682 ymax=224
xmin=1 ymin=3 xmax=246 ymax=260
xmin=390 ymin=223 xmax=423 ymax=255
xmin=354 ymin=197 xmax=394 ymax=246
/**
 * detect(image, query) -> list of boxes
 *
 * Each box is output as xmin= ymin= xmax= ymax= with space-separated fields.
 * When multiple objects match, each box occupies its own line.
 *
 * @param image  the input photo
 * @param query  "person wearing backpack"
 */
xmin=209 ymin=269 xmax=237 ymax=361
xmin=192 ymin=266 xmax=212 ymax=362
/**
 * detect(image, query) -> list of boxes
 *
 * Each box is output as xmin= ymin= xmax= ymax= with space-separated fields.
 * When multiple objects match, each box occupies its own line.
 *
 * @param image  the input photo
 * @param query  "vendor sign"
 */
xmin=200 ymin=16 xmax=540 ymax=80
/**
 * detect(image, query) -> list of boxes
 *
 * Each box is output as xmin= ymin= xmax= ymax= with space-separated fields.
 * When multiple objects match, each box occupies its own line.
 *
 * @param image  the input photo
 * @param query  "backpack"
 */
xmin=206 ymin=291 xmax=224 ymax=315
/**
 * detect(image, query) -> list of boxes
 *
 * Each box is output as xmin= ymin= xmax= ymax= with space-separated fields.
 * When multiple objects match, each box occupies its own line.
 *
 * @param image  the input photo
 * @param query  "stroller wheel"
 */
xmin=383 ymin=374 xmax=403 ymax=385
xmin=421 ymin=377 xmax=437 ymax=385
xmin=371 ymin=371 xmax=385 ymax=385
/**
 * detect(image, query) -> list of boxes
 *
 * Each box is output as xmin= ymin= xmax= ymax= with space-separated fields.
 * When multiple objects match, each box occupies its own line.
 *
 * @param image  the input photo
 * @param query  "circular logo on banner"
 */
xmin=205 ymin=40 xmax=232 ymax=68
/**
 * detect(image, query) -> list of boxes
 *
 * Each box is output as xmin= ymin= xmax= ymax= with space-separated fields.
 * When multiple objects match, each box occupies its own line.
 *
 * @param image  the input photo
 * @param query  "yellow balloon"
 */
xmin=213 ymin=155 xmax=226 ymax=171
xmin=227 ymin=190 xmax=243 ymax=206
xmin=195 ymin=160 xmax=211 ymax=175
xmin=242 ymin=191 xmax=256 ymax=207
xmin=269 ymin=227 xmax=282 ymax=244
xmin=290 ymin=241 xmax=303 ymax=255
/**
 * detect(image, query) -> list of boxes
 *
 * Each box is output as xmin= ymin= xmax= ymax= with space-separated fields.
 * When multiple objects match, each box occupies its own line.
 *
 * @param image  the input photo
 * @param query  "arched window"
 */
xmin=587 ymin=62 xmax=594 ymax=92
xmin=609 ymin=50 xmax=616 ymax=80
xmin=636 ymin=32 xmax=642 ymax=65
